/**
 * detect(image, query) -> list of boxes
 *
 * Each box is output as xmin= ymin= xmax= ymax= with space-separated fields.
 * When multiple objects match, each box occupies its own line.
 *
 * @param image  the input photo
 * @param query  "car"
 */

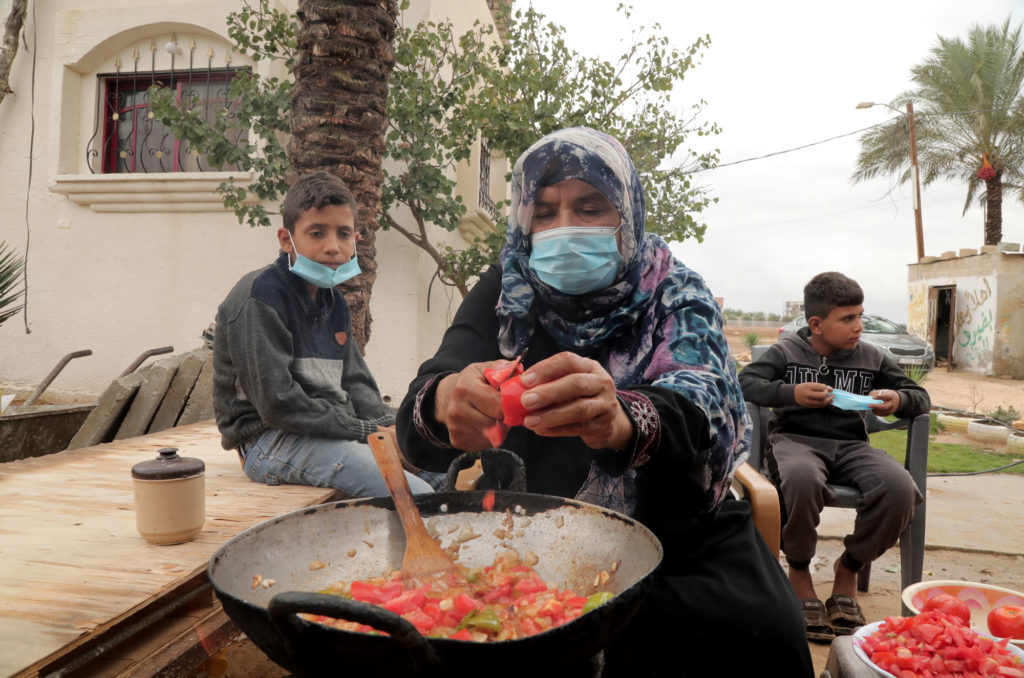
xmin=778 ymin=313 xmax=935 ymax=373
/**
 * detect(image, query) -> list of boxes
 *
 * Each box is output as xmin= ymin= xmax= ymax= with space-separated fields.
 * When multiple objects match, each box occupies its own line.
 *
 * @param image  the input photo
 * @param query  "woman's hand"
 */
xmin=516 ymin=352 xmax=634 ymax=451
xmin=434 ymin=361 xmax=508 ymax=452
xmin=868 ymin=388 xmax=901 ymax=417
xmin=794 ymin=382 xmax=833 ymax=408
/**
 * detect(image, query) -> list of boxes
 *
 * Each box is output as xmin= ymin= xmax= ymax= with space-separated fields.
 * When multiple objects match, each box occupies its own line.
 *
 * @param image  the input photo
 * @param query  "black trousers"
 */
xmin=601 ymin=498 xmax=814 ymax=677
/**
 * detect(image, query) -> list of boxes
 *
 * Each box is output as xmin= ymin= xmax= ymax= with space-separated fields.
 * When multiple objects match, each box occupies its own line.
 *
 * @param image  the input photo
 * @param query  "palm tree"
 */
xmin=852 ymin=17 xmax=1024 ymax=246
xmin=0 ymin=0 xmax=28 ymax=109
xmin=0 ymin=241 xmax=25 ymax=327
xmin=289 ymin=0 xmax=399 ymax=350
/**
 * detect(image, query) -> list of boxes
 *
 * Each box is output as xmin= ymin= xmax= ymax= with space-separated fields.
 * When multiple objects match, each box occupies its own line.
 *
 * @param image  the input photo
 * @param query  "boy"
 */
xmin=212 ymin=171 xmax=436 ymax=496
xmin=739 ymin=271 xmax=929 ymax=641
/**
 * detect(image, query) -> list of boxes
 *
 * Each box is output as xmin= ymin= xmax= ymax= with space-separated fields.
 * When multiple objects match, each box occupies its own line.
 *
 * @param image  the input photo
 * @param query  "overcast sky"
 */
xmin=526 ymin=0 xmax=1024 ymax=323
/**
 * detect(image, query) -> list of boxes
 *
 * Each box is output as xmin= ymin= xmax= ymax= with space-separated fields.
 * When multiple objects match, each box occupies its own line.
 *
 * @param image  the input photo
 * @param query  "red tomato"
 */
xmin=482 ymin=422 xmax=508 ymax=448
xmin=922 ymin=593 xmax=972 ymax=625
xmin=864 ymin=610 xmax=1023 ymax=677
xmin=483 ymin=362 xmax=524 ymax=389
xmin=500 ymin=376 xmax=528 ymax=426
xmin=988 ymin=605 xmax=1024 ymax=639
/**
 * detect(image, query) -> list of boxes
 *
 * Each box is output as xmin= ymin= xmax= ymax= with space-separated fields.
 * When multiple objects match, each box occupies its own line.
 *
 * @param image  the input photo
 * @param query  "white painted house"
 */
xmin=0 ymin=0 xmax=507 ymax=404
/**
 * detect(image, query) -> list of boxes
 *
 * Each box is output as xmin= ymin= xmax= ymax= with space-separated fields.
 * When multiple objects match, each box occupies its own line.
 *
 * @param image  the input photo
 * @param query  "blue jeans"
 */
xmin=241 ymin=429 xmax=436 ymax=497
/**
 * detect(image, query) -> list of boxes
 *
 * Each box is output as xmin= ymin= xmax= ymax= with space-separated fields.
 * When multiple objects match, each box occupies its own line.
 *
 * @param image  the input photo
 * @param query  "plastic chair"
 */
xmin=744 ymin=401 xmax=929 ymax=606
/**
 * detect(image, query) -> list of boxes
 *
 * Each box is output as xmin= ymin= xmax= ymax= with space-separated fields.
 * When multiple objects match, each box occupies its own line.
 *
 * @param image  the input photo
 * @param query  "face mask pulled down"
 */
xmin=528 ymin=226 xmax=622 ymax=295
xmin=287 ymin=241 xmax=361 ymax=289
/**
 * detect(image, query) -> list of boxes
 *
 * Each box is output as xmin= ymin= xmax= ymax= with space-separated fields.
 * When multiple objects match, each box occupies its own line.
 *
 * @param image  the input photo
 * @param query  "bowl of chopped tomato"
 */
xmin=903 ymin=580 xmax=1024 ymax=647
xmin=853 ymin=611 xmax=1024 ymax=677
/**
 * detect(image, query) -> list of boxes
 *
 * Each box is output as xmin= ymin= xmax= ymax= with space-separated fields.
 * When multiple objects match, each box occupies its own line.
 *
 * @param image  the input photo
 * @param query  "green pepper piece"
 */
xmin=582 ymin=591 xmax=614 ymax=614
xmin=465 ymin=609 xmax=503 ymax=633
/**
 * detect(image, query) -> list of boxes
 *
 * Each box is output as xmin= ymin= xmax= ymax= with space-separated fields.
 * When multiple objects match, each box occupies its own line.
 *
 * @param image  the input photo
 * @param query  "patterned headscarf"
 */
xmin=496 ymin=127 xmax=750 ymax=517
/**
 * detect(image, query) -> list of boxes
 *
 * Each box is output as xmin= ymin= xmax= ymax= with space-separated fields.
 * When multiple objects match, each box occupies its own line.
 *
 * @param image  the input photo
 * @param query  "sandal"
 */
xmin=799 ymin=598 xmax=835 ymax=643
xmin=826 ymin=594 xmax=866 ymax=635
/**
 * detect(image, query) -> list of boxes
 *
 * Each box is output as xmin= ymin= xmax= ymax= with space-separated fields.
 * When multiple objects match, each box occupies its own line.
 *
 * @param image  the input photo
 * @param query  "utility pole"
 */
xmin=907 ymin=101 xmax=925 ymax=261
xmin=857 ymin=100 xmax=926 ymax=261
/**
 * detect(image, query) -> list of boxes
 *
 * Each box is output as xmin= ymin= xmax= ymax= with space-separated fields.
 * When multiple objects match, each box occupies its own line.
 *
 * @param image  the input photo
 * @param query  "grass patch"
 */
xmin=872 ymin=416 xmax=1024 ymax=476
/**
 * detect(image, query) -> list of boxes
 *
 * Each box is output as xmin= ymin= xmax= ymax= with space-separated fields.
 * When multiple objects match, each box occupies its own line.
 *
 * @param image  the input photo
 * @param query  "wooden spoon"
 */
xmin=367 ymin=431 xmax=466 ymax=586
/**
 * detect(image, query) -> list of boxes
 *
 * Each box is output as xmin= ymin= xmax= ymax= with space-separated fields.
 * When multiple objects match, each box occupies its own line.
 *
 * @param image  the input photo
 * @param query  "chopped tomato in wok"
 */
xmin=858 ymin=610 xmax=1024 ymax=677
xmin=305 ymin=550 xmax=614 ymax=642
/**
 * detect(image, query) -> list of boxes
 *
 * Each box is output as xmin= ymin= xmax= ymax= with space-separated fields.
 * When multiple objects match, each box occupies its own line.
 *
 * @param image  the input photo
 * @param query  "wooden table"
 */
xmin=0 ymin=421 xmax=339 ymax=677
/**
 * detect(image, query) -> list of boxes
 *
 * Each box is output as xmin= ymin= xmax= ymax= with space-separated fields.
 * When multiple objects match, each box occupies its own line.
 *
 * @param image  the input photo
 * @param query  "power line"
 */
xmin=686 ymin=105 xmax=1021 ymax=176
xmin=686 ymin=122 xmax=886 ymax=175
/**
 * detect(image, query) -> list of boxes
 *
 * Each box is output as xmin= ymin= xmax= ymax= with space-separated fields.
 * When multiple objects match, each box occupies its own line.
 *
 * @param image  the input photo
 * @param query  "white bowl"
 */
xmin=853 ymin=619 xmax=1024 ymax=678
xmin=902 ymin=580 xmax=1024 ymax=647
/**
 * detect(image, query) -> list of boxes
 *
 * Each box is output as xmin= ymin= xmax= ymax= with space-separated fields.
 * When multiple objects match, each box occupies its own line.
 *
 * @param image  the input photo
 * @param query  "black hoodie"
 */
xmin=739 ymin=327 xmax=930 ymax=441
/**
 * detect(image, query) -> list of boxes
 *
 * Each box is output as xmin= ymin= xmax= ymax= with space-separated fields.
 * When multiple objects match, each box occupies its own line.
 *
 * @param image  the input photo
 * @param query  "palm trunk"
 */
xmin=983 ymin=174 xmax=1003 ymax=246
xmin=0 ymin=0 xmax=28 ymax=108
xmin=290 ymin=0 xmax=398 ymax=352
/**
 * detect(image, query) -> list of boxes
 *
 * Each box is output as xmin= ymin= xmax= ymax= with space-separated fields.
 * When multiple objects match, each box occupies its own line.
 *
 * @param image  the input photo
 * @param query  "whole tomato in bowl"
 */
xmin=922 ymin=593 xmax=972 ymax=625
xmin=989 ymin=605 xmax=1024 ymax=640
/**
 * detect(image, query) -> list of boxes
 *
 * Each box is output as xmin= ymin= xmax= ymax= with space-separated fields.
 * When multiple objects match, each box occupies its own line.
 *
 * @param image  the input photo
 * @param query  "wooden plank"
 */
xmin=0 ymin=421 xmax=338 ymax=677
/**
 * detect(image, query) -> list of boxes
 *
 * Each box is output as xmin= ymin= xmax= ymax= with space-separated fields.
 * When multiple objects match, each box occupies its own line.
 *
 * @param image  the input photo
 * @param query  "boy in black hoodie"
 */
xmin=739 ymin=271 xmax=929 ymax=641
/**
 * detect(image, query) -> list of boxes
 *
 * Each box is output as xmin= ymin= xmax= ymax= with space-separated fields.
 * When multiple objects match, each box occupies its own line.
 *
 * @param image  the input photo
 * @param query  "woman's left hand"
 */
xmin=516 ymin=352 xmax=634 ymax=451
xmin=868 ymin=388 xmax=901 ymax=417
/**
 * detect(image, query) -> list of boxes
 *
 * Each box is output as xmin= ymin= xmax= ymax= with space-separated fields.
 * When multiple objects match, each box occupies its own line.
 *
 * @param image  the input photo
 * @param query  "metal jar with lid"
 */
xmin=131 ymin=447 xmax=206 ymax=545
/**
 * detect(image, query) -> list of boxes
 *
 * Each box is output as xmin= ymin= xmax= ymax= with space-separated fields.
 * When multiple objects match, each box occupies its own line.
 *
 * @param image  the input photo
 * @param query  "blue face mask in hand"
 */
xmin=830 ymin=389 xmax=883 ymax=411
xmin=288 ymin=248 xmax=361 ymax=289
xmin=529 ymin=226 xmax=622 ymax=295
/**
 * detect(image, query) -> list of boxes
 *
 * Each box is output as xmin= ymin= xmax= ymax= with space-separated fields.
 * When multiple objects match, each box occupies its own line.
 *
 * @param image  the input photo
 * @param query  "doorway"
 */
xmin=928 ymin=286 xmax=956 ymax=369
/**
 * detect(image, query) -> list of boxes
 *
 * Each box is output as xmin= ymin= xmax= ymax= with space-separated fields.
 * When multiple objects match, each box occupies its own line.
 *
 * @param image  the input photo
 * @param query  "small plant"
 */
xmin=743 ymin=332 xmax=761 ymax=351
xmin=985 ymin=405 xmax=1021 ymax=426
xmin=903 ymin=364 xmax=930 ymax=384
xmin=968 ymin=384 xmax=984 ymax=414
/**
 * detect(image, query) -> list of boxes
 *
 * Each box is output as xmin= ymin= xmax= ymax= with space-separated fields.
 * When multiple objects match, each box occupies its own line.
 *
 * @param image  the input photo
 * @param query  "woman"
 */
xmin=396 ymin=127 xmax=813 ymax=676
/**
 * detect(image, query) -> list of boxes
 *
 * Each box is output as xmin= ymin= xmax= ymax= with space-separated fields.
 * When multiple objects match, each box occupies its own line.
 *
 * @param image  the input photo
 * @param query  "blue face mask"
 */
xmin=287 ymin=242 xmax=361 ymax=289
xmin=529 ymin=226 xmax=622 ymax=295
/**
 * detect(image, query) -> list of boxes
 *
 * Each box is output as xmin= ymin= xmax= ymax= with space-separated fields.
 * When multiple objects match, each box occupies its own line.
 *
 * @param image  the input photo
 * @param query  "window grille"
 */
xmin=478 ymin=138 xmax=495 ymax=217
xmin=85 ymin=40 xmax=247 ymax=174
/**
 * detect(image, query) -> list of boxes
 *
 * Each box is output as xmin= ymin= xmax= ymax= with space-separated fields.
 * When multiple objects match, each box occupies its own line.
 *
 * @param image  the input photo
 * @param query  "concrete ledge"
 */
xmin=67 ymin=372 xmax=146 ymax=450
xmin=177 ymin=357 xmax=214 ymax=426
xmin=115 ymin=356 xmax=184 ymax=439
xmin=149 ymin=349 xmax=210 ymax=433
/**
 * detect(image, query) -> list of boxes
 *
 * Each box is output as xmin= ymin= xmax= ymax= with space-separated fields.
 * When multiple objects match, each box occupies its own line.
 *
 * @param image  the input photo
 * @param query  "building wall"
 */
xmin=0 ymin=0 xmax=506 ymax=403
xmin=993 ymin=253 xmax=1024 ymax=377
xmin=907 ymin=249 xmax=1024 ymax=378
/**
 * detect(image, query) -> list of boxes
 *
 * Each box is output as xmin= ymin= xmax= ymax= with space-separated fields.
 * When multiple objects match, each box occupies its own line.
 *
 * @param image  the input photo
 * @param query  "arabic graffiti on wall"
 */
xmin=954 ymin=277 xmax=995 ymax=371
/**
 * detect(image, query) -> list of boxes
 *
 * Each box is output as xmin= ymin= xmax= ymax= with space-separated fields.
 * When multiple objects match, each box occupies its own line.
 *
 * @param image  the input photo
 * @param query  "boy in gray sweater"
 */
xmin=212 ymin=171 xmax=436 ymax=496
xmin=739 ymin=271 xmax=929 ymax=641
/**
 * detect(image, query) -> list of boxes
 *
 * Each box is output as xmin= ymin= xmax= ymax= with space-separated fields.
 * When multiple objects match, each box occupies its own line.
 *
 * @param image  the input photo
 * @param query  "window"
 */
xmin=89 ymin=67 xmax=247 ymax=174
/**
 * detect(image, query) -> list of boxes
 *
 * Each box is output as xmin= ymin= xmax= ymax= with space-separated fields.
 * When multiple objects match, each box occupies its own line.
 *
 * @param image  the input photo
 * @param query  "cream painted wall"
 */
xmin=908 ymin=273 xmax=996 ymax=374
xmin=0 ymin=0 xmax=507 ymax=403
xmin=907 ymin=250 xmax=1024 ymax=377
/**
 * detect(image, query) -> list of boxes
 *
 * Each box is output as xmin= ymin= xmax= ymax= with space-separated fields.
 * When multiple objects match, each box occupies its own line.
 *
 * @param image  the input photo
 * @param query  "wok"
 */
xmin=208 ymin=489 xmax=663 ymax=677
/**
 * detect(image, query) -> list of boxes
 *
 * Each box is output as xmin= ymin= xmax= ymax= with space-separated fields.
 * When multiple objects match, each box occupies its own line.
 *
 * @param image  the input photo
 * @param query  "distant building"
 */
xmin=784 ymin=301 xmax=804 ymax=318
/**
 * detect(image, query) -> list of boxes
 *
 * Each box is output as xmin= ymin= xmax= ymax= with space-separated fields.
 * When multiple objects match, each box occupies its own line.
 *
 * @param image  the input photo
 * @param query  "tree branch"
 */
xmin=0 ymin=0 xmax=28 ymax=108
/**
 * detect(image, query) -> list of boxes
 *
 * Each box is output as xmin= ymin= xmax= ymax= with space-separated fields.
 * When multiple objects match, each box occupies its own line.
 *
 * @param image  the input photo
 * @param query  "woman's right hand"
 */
xmin=434 ymin=361 xmax=509 ymax=451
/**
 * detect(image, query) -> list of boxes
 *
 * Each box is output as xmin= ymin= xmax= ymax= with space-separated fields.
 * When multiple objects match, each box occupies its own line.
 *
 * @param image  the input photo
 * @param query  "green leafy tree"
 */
xmin=0 ymin=241 xmax=25 ymax=327
xmin=151 ymin=1 xmax=719 ymax=304
xmin=483 ymin=3 xmax=720 ymax=245
xmin=852 ymin=18 xmax=1024 ymax=246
